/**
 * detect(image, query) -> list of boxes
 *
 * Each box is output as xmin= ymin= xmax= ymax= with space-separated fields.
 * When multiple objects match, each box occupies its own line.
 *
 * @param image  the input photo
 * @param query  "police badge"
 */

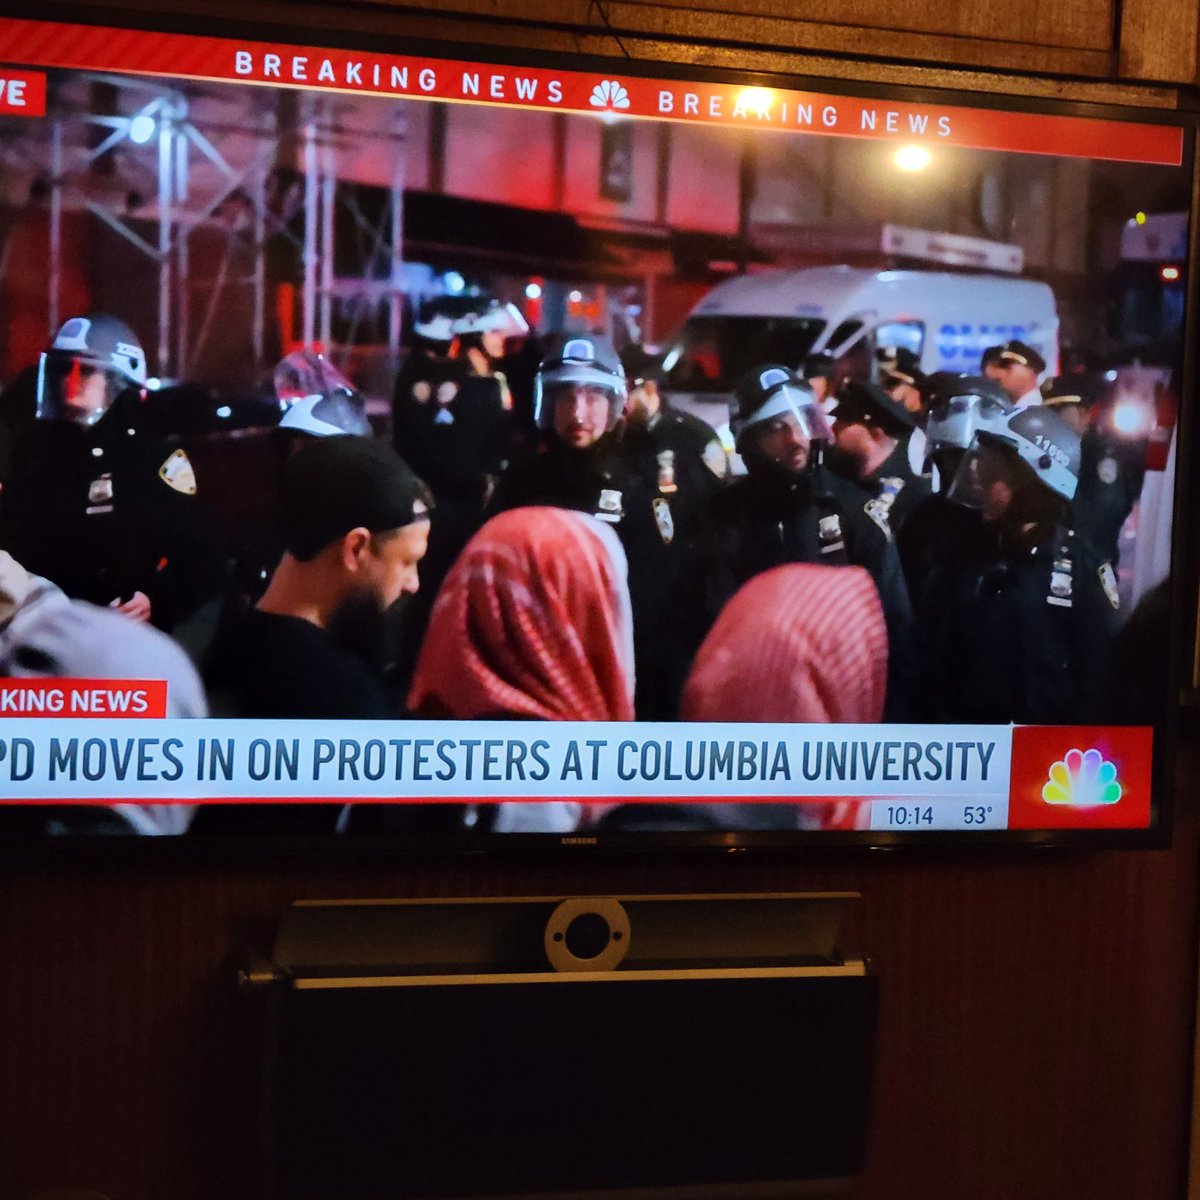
xmin=86 ymin=473 xmax=114 ymax=514
xmin=596 ymin=488 xmax=624 ymax=524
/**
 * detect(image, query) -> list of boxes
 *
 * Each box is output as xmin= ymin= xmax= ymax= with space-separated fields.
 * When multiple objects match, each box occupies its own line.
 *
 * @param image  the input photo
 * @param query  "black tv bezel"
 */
xmin=0 ymin=6 xmax=1196 ymax=857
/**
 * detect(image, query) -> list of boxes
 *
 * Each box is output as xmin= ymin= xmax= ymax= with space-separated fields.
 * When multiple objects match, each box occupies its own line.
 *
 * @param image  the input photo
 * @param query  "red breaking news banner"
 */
xmin=0 ymin=18 xmax=1184 ymax=165
xmin=0 ymin=679 xmax=168 ymax=719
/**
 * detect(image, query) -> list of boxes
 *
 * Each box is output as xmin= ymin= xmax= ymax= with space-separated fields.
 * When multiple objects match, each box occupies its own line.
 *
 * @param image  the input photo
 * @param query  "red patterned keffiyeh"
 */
xmin=409 ymin=507 xmax=635 ymax=721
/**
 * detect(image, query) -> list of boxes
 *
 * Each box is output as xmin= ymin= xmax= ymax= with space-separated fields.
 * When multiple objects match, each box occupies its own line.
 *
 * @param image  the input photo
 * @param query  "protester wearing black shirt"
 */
xmin=198 ymin=435 xmax=431 ymax=833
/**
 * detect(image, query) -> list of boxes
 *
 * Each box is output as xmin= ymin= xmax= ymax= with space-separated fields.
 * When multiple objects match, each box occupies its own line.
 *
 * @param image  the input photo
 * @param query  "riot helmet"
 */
xmin=275 ymin=350 xmax=372 ymax=438
xmin=948 ymin=404 xmax=1081 ymax=518
xmin=923 ymin=374 xmax=1012 ymax=456
xmin=533 ymin=334 xmax=626 ymax=444
xmin=454 ymin=301 xmax=529 ymax=342
xmin=36 ymin=313 xmax=147 ymax=426
xmin=732 ymin=364 xmax=834 ymax=463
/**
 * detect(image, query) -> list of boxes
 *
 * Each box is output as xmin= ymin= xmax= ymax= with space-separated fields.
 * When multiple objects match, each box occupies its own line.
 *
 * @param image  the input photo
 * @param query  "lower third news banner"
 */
xmin=0 ymin=691 xmax=1155 ymax=832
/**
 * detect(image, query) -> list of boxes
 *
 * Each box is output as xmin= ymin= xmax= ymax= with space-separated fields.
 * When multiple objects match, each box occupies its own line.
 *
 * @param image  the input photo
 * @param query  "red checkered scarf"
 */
xmin=408 ymin=507 xmax=635 ymax=721
xmin=681 ymin=564 xmax=888 ymax=724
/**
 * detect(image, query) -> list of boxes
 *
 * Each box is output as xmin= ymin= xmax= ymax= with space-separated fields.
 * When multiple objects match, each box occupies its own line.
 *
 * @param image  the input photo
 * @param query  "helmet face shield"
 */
xmin=275 ymin=351 xmax=371 ymax=438
xmin=735 ymin=383 xmax=834 ymax=453
xmin=35 ymin=353 xmax=128 ymax=426
xmin=533 ymin=336 xmax=627 ymax=434
xmin=926 ymin=392 xmax=1010 ymax=454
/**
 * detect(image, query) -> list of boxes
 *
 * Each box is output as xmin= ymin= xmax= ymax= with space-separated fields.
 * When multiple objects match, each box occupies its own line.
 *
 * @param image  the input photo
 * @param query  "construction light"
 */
xmin=128 ymin=114 xmax=156 ymax=145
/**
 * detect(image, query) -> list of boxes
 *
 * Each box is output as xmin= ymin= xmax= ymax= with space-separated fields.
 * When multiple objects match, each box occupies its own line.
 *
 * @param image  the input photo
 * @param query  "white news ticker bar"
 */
xmin=0 ymin=720 xmax=1015 ymax=803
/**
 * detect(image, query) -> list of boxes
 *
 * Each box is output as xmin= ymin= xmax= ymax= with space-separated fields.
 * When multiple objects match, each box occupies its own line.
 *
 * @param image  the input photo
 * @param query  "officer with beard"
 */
xmin=0 ymin=313 xmax=221 ymax=633
xmin=489 ymin=333 xmax=642 ymax=522
xmin=695 ymin=364 xmax=914 ymax=717
xmin=826 ymin=377 xmax=930 ymax=537
xmin=489 ymin=335 xmax=680 ymax=716
xmin=914 ymin=405 xmax=1119 ymax=724
xmin=616 ymin=345 xmax=728 ymax=716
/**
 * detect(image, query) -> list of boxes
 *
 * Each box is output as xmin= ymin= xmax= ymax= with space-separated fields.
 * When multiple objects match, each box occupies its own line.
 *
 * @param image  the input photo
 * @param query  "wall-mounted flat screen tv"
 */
xmin=0 ymin=13 xmax=1192 ymax=845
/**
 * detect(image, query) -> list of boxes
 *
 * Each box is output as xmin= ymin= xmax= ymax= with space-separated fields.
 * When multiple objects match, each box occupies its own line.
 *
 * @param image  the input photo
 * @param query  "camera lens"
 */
xmin=564 ymin=912 xmax=611 ymax=960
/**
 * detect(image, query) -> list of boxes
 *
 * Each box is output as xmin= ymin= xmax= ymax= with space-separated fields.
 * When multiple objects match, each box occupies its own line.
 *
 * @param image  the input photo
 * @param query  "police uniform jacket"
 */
xmin=695 ymin=461 xmax=915 ymax=718
xmin=391 ymin=352 xmax=511 ymax=501
xmin=489 ymin=435 xmax=686 ymax=718
xmin=1072 ymin=426 xmax=1145 ymax=566
xmin=859 ymin=439 xmax=932 ymax=536
xmin=912 ymin=520 xmax=1119 ymax=725
xmin=0 ymin=413 xmax=222 ymax=631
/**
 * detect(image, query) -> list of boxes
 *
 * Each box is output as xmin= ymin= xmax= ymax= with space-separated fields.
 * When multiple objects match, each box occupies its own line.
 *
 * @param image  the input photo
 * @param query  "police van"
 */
xmin=660 ymin=227 xmax=1059 ymax=444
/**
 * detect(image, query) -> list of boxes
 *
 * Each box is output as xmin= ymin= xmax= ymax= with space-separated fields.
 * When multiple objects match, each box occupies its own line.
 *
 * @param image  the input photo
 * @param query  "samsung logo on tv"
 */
xmin=561 ymin=836 xmax=599 ymax=845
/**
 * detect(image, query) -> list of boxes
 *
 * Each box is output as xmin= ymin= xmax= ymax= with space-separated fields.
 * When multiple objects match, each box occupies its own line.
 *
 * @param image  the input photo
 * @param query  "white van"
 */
xmin=660 ymin=265 xmax=1059 ymax=441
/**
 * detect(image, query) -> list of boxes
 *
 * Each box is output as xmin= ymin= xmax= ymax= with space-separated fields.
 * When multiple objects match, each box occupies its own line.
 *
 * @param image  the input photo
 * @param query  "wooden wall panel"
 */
xmin=1117 ymin=0 xmax=1200 ymax=84
xmin=1 ymin=792 xmax=1196 ymax=1200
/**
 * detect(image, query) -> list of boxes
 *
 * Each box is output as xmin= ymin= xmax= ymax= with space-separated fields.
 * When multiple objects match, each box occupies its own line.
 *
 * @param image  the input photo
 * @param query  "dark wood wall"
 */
xmin=5 ymin=3 xmax=1200 ymax=1199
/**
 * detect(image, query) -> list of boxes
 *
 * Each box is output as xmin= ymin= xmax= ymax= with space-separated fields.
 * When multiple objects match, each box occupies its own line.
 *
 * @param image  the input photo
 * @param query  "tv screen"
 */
xmin=0 ymin=14 xmax=1191 ymax=844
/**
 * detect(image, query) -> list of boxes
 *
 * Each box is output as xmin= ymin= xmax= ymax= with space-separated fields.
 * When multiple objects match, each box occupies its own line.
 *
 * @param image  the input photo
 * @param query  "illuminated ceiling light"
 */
xmin=128 ymin=114 xmax=156 ymax=144
xmin=735 ymin=86 xmax=774 ymax=117
xmin=1135 ymin=211 xmax=1148 ymax=225
xmin=894 ymin=145 xmax=932 ymax=172
xmin=568 ymin=289 xmax=583 ymax=303
xmin=525 ymin=282 xmax=543 ymax=300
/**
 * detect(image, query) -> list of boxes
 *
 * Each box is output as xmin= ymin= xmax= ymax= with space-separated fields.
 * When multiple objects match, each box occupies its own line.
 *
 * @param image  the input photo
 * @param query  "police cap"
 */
xmin=993 ymin=339 xmax=1047 ymax=375
xmin=876 ymin=345 xmax=926 ymax=391
xmin=802 ymin=351 xmax=837 ymax=382
xmin=832 ymin=377 xmax=918 ymax=437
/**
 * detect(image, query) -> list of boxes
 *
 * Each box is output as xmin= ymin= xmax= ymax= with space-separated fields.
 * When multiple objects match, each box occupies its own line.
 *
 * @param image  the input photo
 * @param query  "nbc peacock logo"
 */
xmin=1041 ymin=747 xmax=1122 ymax=808
xmin=590 ymin=80 xmax=631 ymax=110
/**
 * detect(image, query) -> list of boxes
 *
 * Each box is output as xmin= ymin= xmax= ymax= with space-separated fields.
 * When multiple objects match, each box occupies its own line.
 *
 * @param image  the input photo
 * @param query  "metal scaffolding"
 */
xmin=0 ymin=72 xmax=407 ymax=384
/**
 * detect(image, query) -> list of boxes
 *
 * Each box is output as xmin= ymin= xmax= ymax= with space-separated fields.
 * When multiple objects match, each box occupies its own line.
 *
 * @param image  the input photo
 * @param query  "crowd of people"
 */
xmin=0 ymin=301 xmax=1171 ymax=835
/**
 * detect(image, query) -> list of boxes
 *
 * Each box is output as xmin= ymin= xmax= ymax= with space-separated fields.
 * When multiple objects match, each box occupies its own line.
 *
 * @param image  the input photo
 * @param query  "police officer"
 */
xmin=982 ymin=339 xmax=1046 ymax=410
xmin=876 ymin=344 xmax=929 ymax=476
xmin=802 ymin=351 xmax=839 ymax=408
xmin=489 ymin=333 xmax=637 ymax=519
xmin=895 ymin=373 xmax=1011 ymax=608
xmin=490 ymin=335 xmax=683 ymax=716
xmin=0 ymin=313 xmax=221 ymax=633
xmin=826 ymin=377 xmax=930 ymax=536
xmin=913 ymin=404 xmax=1119 ymax=724
xmin=1045 ymin=376 xmax=1145 ymax=567
xmin=694 ymin=364 xmax=914 ymax=717
xmin=391 ymin=303 xmax=512 ymax=504
xmin=617 ymin=345 xmax=728 ymax=716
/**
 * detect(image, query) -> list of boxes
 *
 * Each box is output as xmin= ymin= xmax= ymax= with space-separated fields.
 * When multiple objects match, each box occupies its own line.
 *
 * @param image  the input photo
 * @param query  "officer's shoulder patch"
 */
xmin=158 ymin=448 xmax=197 ymax=495
xmin=702 ymin=439 xmax=728 ymax=479
xmin=1099 ymin=562 xmax=1120 ymax=611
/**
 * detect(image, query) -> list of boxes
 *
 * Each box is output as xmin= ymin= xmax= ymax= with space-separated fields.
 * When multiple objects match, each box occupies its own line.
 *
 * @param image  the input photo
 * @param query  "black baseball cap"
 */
xmin=281 ymin=435 xmax=432 ymax=560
